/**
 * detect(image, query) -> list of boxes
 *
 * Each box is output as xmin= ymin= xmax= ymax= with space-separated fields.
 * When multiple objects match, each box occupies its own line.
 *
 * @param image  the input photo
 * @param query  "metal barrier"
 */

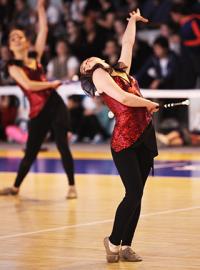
xmin=0 ymin=83 xmax=200 ymax=131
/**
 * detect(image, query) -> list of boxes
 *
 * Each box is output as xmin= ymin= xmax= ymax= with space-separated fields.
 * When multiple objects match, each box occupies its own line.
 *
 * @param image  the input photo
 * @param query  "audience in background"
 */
xmin=67 ymin=95 xmax=110 ymax=143
xmin=67 ymin=94 xmax=84 ymax=142
xmin=0 ymin=46 xmax=14 ymax=86
xmin=0 ymin=96 xmax=19 ymax=141
xmin=170 ymin=3 xmax=200 ymax=77
xmin=137 ymin=36 xmax=179 ymax=89
xmin=103 ymin=39 xmax=120 ymax=66
xmin=47 ymin=40 xmax=79 ymax=80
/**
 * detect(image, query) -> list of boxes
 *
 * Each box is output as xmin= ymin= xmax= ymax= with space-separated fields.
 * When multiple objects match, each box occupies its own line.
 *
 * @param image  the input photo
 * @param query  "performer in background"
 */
xmin=80 ymin=9 xmax=158 ymax=263
xmin=0 ymin=0 xmax=77 ymax=199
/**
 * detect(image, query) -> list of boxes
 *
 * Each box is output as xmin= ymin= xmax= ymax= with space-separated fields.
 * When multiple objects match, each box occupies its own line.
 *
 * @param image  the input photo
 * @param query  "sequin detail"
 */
xmin=102 ymin=75 xmax=152 ymax=152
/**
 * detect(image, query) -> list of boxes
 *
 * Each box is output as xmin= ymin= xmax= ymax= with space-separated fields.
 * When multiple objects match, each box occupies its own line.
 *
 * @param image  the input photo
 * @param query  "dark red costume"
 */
xmin=102 ymin=75 xmax=152 ymax=152
xmin=10 ymin=60 xmax=51 ymax=119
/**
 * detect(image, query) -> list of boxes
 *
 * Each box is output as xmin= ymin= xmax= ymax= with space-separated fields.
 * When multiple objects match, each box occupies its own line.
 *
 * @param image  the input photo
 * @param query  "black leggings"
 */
xmin=110 ymin=143 xmax=153 ymax=246
xmin=14 ymin=92 xmax=75 ymax=188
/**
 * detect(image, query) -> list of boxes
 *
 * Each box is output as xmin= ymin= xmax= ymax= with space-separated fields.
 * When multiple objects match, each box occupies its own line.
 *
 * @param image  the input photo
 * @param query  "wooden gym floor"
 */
xmin=0 ymin=143 xmax=200 ymax=270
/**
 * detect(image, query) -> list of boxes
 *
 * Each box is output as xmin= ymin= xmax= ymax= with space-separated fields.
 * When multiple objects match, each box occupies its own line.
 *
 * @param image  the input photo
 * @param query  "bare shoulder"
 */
xmin=92 ymin=67 xmax=108 ymax=79
xmin=8 ymin=65 xmax=22 ymax=75
xmin=92 ymin=68 xmax=111 ymax=94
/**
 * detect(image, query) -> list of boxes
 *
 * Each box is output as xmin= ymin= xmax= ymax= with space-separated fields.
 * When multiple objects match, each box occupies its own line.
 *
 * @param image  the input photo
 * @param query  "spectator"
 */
xmin=0 ymin=95 xmax=18 ymax=141
xmin=114 ymin=19 xmax=126 ymax=45
xmin=65 ymin=20 xmax=85 ymax=61
xmin=170 ymin=3 xmax=200 ymax=76
xmin=130 ymin=38 xmax=152 ymax=75
xmin=156 ymin=129 xmax=200 ymax=147
xmin=103 ymin=39 xmax=120 ymax=66
xmin=12 ymin=0 xmax=32 ymax=28
xmin=0 ymin=45 xmax=14 ymax=86
xmin=141 ymin=0 xmax=172 ymax=25
xmin=82 ymin=17 xmax=107 ymax=58
xmin=77 ymin=96 xmax=109 ymax=143
xmin=97 ymin=0 xmax=115 ymax=31
xmin=136 ymin=36 xmax=179 ymax=89
xmin=169 ymin=32 xmax=197 ymax=89
xmin=160 ymin=22 xmax=179 ymax=39
xmin=47 ymin=39 xmax=79 ymax=80
xmin=67 ymin=94 xmax=84 ymax=141
xmin=93 ymin=96 xmax=112 ymax=137
xmin=0 ymin=0 xmax=14 ymax=36
xmin=70 ymin=0 xmax=87 ymax=23
xmin=46 ymin=0 xmax=61 ymax=25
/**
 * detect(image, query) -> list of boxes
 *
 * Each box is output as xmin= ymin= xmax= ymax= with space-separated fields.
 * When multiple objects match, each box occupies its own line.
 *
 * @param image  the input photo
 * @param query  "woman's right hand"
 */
xmin=146 ymin=101 xmax=159 ymax=114
xmin=51 ymin=80 xmax=62 ymax=89
xmin=127 ymin=8 xmax=148 ymax=23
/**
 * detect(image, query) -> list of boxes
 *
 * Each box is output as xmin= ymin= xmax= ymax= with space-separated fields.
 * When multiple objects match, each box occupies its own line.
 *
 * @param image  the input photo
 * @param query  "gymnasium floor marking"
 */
xmin=1 ymin=149 xmax=200 ymax=160
xmin=0 ymin=205 xmax=200 ymax=240
xmin=1 ymin=157 xmax=200 ymax=177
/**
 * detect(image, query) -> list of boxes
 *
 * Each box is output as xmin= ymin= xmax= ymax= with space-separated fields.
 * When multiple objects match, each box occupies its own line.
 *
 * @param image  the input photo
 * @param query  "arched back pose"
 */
xmin=80 ymin=9 xmax=159 ymax=263
xmin=0 ymin=0 xmax=77 ymax=199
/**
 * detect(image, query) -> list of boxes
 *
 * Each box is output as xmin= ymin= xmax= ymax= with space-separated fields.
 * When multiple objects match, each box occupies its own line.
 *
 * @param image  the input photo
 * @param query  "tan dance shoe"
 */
xmin=0 ymin=187 xmax=19 ymax=196
xmin=119 ymin=247 xmax=142 ymax=262
xmin=66 ymin=186 xmax=77 ymax=199
xmin=103 ymin=237 xmax=119 ymax=263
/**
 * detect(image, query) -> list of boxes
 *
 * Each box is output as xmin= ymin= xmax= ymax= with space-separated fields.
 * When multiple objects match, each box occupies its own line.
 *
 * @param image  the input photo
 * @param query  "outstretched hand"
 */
xmin=127 ymin=8 xmax=148 ymax=23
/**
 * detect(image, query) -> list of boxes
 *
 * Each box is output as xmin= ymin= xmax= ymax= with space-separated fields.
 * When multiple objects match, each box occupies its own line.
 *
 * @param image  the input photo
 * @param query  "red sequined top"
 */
xmin=9 ymin=59 xmax=51 ymax=119
xmin=101 ymin=74 xmax=152 ymax=152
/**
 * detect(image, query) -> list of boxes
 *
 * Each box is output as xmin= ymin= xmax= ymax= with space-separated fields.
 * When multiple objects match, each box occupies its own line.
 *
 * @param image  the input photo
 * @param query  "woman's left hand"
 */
xmin=127 ymin=8 xmax=148 ymax=23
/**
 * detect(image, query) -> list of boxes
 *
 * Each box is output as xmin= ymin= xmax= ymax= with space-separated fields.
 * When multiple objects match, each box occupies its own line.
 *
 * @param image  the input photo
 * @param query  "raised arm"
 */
xmin=34 ymin=0 xmax=48 ymax=61
xmin=92 ymin=68 xmax=159 ymax=113
xmin=9 ymin=65 xmax=61 ymax=91
xmin=119 ymin=9 xmax=148 ymax=74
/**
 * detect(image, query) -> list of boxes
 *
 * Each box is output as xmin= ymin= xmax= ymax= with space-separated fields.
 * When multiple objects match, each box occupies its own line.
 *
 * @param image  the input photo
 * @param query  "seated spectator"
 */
xmin=46 ymin=0 xmax=61 ymax=26
xmin=46 ymin=0 xmax=66 ymax=52
xmin=77 ymin=96 xmax=109 ymax=143
xmin=169 ymin=32 xmax=197 ymax=88
xmin=103 ymin=39 xmax=120 ymax=66
xmin=160 ymin=22 xmax=179 ymax=39
xmin=70 ymin=0 xmax=87 ymax=23
xmin=170 ymin=3 xmax=200 ymax=76
xmin=0 ymin=45 xmax=15 ymax=86
xmin=97 ymin=0 xmax=115 ymax=31
xmin=67 ymin=94 xmax=84 ymax=141
xmin=66 ymin=20 xmax=85 ymax=61
xmin=47 ymin=40 xmax=79 ymax=81
xmin=140 ymin=0 xmax=172 ymax=25
xmin=156 ymin=129 xmax=200 ymax=147
xmin=113 ymin=19 xmax=126 ymax=45
xmin=136 ymin=36 xmax=179 ymax=89
xmin=0 ymin=0 xmax=14 ymax=36
xmin=0 ymin=96 xmax=18 ymax=141
xmin=82 ymin=17 xmax=108 ymax=58
xmin=93 ymin=96 xmax=113 ymax=136
xmin=130 ymin=38 xmax=152 ymax=75
xmin=12 ymin=0 xmax=32 ymax=28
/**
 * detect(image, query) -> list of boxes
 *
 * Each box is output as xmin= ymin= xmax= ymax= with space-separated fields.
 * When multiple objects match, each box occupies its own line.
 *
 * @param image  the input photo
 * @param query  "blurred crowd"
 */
xmin=0 ymin=0 xmax=200 ymax=145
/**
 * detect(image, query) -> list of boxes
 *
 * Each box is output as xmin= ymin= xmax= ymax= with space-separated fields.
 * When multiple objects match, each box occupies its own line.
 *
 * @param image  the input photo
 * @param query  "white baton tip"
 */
xmin=108 ymin=111 xmax=114 ymax=118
